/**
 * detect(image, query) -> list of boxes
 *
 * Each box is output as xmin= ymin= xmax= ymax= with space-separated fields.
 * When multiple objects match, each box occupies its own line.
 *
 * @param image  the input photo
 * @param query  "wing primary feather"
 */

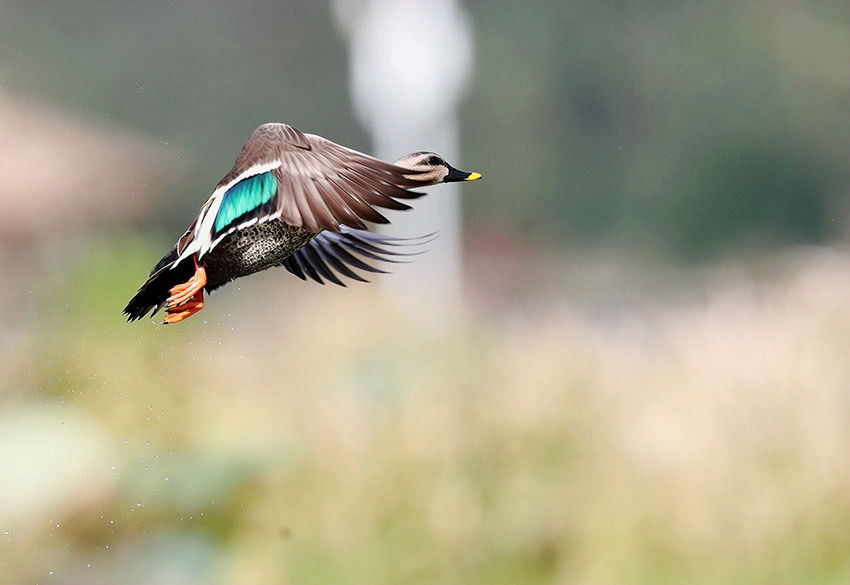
xmin=339 ymin=233 xmax=423 ymax=259
xmin=303 ymin=177 xmax=340 ymax=230
xmin=334 ymin=240 xmax=410 ymax=263
xmin=320 ymin=144 xmax=428 ymax=191
xmin=342 ymin=150 xmax=428 ymax=189
xmin=277 ymin=227 xmax=434 ymax=286
xmin=290 ymin=172 xmax=321 ymax=232
xmin=337 ymin=170 xmax=413 ymax=211
xmin=342 ymin=167 xmax=413 ymax=201
xmin=300 ymin=243 xmax=345 ymax=286
xmin=324 ymin=174 xmax=410 ymax=211
xmin=342 ymin=229 xmax=438 ymax=248
xmin=346 ymin=164 xmax=427 ymax=200
xmin=314 ymin=240 xmax=370 ymax=282
xmin=282 ymin=256 xmax=307 ymax=280
xmin=326 ymin=177 xmax=390 ymax=224
xmin=294 ymin=249 xmax=324 ymax=284
xmin=327 ymin=242 xmax=387 ymax=274
xmin=315 ymin=177 xmax=366 ymax=229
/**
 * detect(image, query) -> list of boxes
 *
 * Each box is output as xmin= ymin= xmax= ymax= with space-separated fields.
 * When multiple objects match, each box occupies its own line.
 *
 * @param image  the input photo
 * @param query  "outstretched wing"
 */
xmin=280 ymin=227 xmax=435 ymax=286
xmin=179 ymin=123 xmax=432 ymax=262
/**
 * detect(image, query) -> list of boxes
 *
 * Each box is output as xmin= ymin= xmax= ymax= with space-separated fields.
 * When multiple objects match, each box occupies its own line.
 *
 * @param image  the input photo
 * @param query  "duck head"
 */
xmin=393 ymin=152 xmax=482 ymax=186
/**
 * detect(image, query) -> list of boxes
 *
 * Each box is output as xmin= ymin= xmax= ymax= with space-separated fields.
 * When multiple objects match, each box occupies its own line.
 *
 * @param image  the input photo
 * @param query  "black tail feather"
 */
xmin=123 ymin=249 xmax=194 ymax=321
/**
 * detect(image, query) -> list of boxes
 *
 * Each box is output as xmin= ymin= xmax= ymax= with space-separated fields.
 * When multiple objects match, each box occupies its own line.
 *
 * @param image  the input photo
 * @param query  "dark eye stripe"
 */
xmin=428 ymin=156 xmax=443 ymax=166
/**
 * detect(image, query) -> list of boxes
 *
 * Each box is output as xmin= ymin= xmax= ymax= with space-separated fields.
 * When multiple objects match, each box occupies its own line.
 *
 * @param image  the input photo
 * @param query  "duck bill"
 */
xmin=443 ymin=165 xmax=483 ymax=183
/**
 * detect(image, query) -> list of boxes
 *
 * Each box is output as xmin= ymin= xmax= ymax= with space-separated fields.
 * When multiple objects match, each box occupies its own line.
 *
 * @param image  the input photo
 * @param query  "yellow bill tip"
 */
xmin=465 ymin=172 xmax=482 ymax=181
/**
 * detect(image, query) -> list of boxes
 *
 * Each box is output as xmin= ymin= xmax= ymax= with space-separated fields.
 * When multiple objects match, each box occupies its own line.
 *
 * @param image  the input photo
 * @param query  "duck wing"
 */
xmin=279 ymin=227 xmax=434 ymax=287
xmin=177 ymin=123 xmax=432 ymax=263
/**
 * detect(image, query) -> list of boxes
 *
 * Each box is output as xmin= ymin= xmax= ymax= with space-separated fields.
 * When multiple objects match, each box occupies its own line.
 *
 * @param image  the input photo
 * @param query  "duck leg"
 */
xmin=164 ymin=256 xmax=207 ymax=324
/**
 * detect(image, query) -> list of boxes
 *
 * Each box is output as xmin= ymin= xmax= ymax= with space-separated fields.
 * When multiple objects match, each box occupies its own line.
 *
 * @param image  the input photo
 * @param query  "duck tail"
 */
xmin=123 ymin=249 xmax=195 ymax=321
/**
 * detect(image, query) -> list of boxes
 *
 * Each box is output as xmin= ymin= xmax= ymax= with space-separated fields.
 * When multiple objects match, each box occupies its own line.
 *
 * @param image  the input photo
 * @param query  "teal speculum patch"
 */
xmin=214 ymin=171 xmax=279 ymax=234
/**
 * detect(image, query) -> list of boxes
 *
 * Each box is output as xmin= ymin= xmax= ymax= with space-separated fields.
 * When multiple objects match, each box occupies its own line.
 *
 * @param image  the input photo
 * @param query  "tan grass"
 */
xmin=1 ymin=241 xmax=849 ymax=583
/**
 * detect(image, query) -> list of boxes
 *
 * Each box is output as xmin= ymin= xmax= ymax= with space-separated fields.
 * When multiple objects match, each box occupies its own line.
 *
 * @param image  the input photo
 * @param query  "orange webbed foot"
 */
xmin=163 ymin=257 xmax=207 ymax=324
xmin=165 ymin=266 xmax=207 ymax=308
xmin=164 ymin=297 xmax=204 ymax=324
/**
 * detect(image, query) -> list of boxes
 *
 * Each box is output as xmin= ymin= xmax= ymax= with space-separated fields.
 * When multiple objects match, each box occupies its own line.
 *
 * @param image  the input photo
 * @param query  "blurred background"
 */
xmin=1 ymin=0 xmax=849 ymax=582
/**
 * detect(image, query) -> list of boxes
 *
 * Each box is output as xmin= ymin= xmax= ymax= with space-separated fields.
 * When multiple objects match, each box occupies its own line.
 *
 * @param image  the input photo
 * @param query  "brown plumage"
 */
xmin=123 ymin=122 xmax=482 ymax=324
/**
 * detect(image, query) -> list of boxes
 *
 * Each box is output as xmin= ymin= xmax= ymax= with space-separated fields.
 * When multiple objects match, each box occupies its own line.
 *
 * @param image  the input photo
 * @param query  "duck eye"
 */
xmin=427 ymin=155 xmax=443 ymax=166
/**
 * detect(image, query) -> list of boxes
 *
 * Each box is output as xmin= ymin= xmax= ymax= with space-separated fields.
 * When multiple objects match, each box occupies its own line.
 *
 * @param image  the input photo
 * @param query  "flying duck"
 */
xmin=123 ymin=122 xmax=482 ymax=324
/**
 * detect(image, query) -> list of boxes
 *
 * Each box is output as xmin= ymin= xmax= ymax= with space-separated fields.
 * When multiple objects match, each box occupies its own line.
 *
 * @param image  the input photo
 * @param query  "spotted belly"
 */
xmin=202 ymin=220 xmax=316 ymax=289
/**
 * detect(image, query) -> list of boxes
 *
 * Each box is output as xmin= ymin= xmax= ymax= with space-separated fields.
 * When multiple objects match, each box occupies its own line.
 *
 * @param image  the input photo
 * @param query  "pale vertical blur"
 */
xmin=334 ymin=0 xmax=474 ymax=315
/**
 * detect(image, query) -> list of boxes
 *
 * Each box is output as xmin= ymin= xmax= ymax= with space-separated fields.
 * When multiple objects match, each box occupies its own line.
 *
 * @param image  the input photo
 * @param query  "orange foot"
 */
xmin=164 ymin=257 xmax=207 ymax=324
xmin=164 ymin=292 xmax=204 ymax=324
